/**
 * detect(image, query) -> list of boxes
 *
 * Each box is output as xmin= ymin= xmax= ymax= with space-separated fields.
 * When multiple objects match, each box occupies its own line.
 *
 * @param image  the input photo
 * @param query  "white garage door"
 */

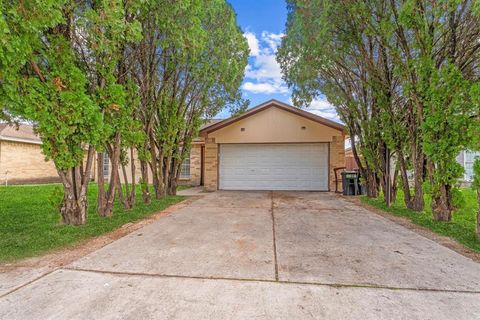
xmin=219 ymin=143 xmax=329 ymax=191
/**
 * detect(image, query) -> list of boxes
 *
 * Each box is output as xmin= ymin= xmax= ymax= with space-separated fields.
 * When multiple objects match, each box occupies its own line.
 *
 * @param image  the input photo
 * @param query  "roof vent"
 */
xmin=240 ymin=127 xmax=245 ymax=132
xmin=301 ymin=126 xmax=306 ymax=130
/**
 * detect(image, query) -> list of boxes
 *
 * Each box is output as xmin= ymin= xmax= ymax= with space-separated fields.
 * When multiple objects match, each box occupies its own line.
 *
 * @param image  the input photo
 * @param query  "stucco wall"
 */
xmin=0 ymin=140 xmax=59 ymax=184
xmin=209 ymin=107 xmax=340 ymax=144
xmin=203 ymin=106 xmax=346 ymax=191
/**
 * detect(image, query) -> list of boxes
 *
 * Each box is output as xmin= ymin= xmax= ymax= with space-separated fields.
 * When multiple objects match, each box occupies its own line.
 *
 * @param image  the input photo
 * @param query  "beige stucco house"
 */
xmin=181 ymin=100 xmax=346 ymax=191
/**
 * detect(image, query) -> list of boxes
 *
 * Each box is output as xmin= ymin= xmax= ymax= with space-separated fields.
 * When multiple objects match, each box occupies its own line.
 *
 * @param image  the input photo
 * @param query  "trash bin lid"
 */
xmin=342 ymin=171 xmax=358 ymax=179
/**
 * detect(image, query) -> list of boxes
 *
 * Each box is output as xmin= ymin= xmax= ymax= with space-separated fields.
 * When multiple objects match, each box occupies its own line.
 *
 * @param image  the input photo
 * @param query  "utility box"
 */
xmin=341 ymin=171 xmax=362 ymax=196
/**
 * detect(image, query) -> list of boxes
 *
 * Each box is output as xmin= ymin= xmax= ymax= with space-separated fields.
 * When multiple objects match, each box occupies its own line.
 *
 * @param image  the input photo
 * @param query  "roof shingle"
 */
xmin=0 ymin=123 xmax=41 ymax=144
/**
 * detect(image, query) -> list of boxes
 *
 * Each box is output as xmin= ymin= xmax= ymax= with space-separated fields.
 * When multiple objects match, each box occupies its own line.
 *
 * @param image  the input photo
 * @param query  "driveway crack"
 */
xmin=270 ymin=191 xmax=279 ymax=281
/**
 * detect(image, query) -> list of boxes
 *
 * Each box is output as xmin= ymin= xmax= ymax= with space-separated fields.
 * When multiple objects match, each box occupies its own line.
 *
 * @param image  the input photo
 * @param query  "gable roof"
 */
xmin=200 ymin=119 xmax=224 ymax=130
xmin=0 ymin=123 xmax=42 ymax=144
xmin=199 ymin=99 xmax=345 ymax=136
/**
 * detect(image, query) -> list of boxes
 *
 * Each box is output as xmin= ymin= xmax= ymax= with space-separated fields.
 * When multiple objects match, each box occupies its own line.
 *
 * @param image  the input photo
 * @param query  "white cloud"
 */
xmin=242 ymin=81 xmax=289 ymax=94
xmin=308 ymin=98 xmax=340 ymax=121
xmin=244 ymin=32 xmax=260 ymax=57
xmin=261 ymin=31 xmax=284 ymax=52
xmin=245 ymin=54 xmax=283 ymax=81
xmin=242 ymin=31 xmax=287 ymax=95
xmin=308 ymin=99 xmax=335 ymax=110
xmin=241 ymin=31 xmax=341 ymax=122
xmin=288 ymin=97 xmax=340 ymax=122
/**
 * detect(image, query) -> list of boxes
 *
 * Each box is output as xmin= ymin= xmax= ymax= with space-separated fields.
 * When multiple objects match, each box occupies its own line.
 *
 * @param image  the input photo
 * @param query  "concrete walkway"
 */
xmin=1 ymin=191 xmax=480 ymax=319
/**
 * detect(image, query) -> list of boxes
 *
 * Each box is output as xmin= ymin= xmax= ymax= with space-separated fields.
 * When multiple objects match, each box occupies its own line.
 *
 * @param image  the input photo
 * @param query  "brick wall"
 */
xmin=329 ymin=135 xmax=346 ymax=191
xmin=203 ymin=138 xmax=218 ymax=191
xmin=178 ymin=143 xmax=202 ymax=186
xmin=0 ymin=141 xmax=59 ymax=185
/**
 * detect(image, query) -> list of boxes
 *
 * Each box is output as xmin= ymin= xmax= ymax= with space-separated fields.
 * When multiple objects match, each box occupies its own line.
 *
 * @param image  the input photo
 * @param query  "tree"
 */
xmin=1 ymin=1 xmax=102 ymax=224
xmin=278 ymin=0 xmax=401 ymax=201
xmin=72 ymin=0 xmax=142 ymax=217
xmin=473 ymin=158 xmax=480 ymax=239
xmin=131 ymin=0 xmax=248 ymax=197
xmin=392 ymin=0 xmax=480 ymax=220
xmin=279 ymin=0 xmax=480 ymax=222
xmin=1 ymin=0 xmax=247 ymax=224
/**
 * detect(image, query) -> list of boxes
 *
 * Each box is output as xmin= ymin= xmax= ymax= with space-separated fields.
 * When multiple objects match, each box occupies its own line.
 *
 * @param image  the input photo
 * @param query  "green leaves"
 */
xmin=280 ymin=0 xmax=480 ymax=215
xmin=473 ymin=159 xmax=480 ymax=190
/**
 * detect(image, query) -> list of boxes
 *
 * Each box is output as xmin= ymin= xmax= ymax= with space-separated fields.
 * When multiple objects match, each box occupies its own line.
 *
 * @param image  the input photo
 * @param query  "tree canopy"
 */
xmin=0 ymin=0 xmax=248 ymax=224
xmin=278 ymin=0 xmax=480 ymax=221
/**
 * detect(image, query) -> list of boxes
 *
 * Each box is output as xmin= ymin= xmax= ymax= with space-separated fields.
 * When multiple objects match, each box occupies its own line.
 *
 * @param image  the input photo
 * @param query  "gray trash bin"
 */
xmin=341 ymin=171 xmax=361 ymax=195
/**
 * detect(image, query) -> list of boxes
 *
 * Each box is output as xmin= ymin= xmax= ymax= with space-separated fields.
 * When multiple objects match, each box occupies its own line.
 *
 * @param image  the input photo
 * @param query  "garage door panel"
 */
xmin=219 ymin=143 xmax=328 ymax=191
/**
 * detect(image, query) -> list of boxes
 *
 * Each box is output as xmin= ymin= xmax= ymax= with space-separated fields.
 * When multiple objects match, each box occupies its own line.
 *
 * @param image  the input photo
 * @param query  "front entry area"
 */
xmin=219 ymin=143 xmax=329 ymax=191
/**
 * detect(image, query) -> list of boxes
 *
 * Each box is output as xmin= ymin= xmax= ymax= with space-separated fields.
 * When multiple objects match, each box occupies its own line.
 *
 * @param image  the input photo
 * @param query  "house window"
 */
xmin=103 ymin=153 xmax=109 ymax=178
xmin=464 ymin=151 xmax=480 ymax=181
xmin=179 ymin=154 xmax=190 ymax=179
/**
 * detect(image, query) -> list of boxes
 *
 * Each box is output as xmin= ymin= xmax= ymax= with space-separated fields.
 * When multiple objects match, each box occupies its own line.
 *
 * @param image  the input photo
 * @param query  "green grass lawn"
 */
xmin=361 ymin=189 xmax=480 ymax=252
xmin=0 ymin=184 xmax=185 ymax=262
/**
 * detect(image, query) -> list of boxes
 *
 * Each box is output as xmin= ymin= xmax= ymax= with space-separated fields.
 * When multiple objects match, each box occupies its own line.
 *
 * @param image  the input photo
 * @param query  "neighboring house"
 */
xmin=0 ymin=123 xmax=59 ymax=185
xmin=457 ymin=150 xmax=480 ymax=182
xmin=345 ymin=147 xmax=360 ymax=171
xmin=344 ymin=146 xmax=480 ymax=184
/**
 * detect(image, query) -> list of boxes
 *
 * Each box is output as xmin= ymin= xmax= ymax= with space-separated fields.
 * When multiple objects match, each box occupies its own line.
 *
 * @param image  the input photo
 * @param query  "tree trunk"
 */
xmin=162 ymin=155 xmax=172 ymax=195
xmin=117 ymin=163 xmax=133 ymax=209
xmin=60 ymin=174 xmax=87 ymax=225
xmin=57 ymin=146 xmax=95 ymax=225
xmin=476 ymin=189 xmax=480 ymax=240
xmin=167 ymin=177 xmax=177 ymax=195
xmin=128 ymin=147 xmax=136 ymax=206
xmin=431 ymin=184 xmax=452 ymax=221
xmin=117 ymin=175 xmax=128 ymax=209
xmin=365 ymin=168 xmax=378 ymax=198
xmin=411 ymin=151 xmax=425 ymax=211
xmin=140 ymin=159 xmax=151 ymax=204
xmin=97 ymin=152 xmax=106 ymax=215
xmin=167 ymin=160 xmax=177 ymax=196
xmin=97 ymin=133 xmax=121 ymax=217
xmin=148 ymin=134 xmax=164 ymax=199
xmin=104 ymin=135 xmax=121 ymax=216
xmin=391 ymin=165 xmax=399 ymax=204
xmin=398 ymin=150 xmax=414 ymax=209
xmin=166 ymin=157 xmax=180 ymax=196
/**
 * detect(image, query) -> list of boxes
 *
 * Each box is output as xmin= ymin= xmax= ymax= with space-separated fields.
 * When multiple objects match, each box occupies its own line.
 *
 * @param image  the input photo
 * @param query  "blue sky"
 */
xmin=220 ymin=0 xmax=339 ymax=122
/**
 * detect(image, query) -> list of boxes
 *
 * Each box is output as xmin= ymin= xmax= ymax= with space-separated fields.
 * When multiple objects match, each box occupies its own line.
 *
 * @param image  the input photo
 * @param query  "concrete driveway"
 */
xmin=1 ymin=191 xmax=480 ymax=319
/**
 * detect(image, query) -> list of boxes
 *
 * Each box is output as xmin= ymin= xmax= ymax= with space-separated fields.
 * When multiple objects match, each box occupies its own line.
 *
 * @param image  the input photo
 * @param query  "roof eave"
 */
xmin=199 ymin=99 xmax=346 ymax=136
xmin=0 ymin=135 xmax=42 ymax=145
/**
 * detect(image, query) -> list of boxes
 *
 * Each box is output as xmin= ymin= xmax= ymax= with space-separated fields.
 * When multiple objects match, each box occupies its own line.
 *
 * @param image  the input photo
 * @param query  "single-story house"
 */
xmin=181 ymin=99 xmax=347 ymax=191
xmin=0 ymin=123 xmax=109 ymax=185
xmin=0 ymin=123 xmax=59 ymax=185
xmin=1 ymin=100 xmax=348 ymax=191
xmin=457 ymin=150 xmax=480 ymax=182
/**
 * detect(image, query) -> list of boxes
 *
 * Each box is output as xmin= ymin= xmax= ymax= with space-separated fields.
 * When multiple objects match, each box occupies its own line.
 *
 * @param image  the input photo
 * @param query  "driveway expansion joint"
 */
xmin=270 ymin=191 xmax=279 ymax=281
xmin=60 ymin=267 xmax=480 ymax=295
xmin=0 ymin=269 xmax=56 ymax=299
